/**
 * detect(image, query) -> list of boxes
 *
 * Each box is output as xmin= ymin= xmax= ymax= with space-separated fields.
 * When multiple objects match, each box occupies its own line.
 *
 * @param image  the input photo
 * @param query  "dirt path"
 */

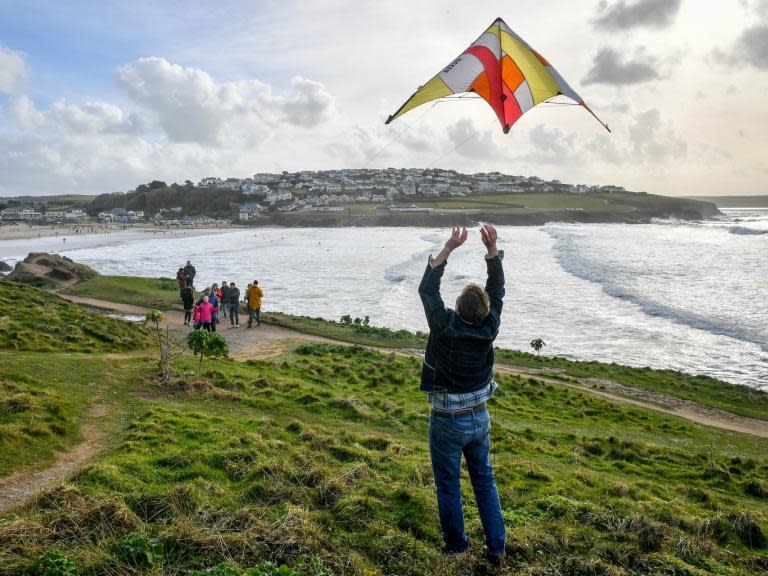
xmin=0 ymin=404 xmax=108 ymax=514
xmin=59 ymin=294 xmax=331 ymax=359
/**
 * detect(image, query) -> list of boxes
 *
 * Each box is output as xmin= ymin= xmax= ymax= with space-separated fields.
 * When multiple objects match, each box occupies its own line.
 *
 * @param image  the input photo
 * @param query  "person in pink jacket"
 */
xmin=196 ymin=296 xmax=214 ymax=332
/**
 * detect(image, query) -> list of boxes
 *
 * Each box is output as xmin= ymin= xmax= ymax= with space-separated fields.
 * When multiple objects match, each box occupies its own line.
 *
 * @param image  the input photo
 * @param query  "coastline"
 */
xmin=0 ymin=222 xmax=247 ymax=242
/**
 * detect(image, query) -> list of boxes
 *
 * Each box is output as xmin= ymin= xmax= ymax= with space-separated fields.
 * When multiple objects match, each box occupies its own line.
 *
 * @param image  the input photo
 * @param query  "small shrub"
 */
xmin=115 ymin=532 xmax=163 ymax=567
xmin=28 ymin=549 xmax=78 ymax=576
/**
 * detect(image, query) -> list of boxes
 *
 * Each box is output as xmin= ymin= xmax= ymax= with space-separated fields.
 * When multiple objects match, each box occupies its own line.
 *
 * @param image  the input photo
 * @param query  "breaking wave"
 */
xmin=546 ymin=225 xmax=768 ymax=353
xmin=729 ymin=226 xmax=768 ymax=236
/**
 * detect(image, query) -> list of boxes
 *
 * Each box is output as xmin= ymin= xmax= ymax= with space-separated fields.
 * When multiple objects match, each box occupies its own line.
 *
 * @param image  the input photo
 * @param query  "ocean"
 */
xmin=2 ymin=209 xmax=766 ymax=389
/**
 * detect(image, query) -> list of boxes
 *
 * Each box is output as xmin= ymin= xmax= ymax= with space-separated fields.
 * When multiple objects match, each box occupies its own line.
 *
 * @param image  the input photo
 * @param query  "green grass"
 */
xmin=0 ymin=280 xmax=152 ymax=352
xmin=267 ymin=313 xmax=427 ymax=349
xmin=58 ymin=272 xmax=768 ymax=420
xmin=495 ymin=349 xmax=768 ymax=422
xmin=0 ymin=353 xmax=149 ymax=476
xmin=64 ymin=275 xmax=183 ymax=309
xmin=2 ymin=343 xmax=767 ymax=575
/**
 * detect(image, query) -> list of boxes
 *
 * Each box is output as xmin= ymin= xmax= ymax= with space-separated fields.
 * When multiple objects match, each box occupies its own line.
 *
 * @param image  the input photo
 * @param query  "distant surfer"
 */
xmin=418 ymin=224 xmax=506 ymax=567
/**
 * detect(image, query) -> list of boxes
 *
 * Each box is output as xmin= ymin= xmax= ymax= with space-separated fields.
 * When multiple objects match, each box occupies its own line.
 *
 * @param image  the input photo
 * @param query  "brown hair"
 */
xmin=456 ymin=283 xmax=491 ymax=324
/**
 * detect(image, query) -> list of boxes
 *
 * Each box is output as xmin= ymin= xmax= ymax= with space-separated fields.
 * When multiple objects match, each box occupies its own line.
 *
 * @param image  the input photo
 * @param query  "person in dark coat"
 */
xmin=182 ymin=286 xmax=195 ymax=326
xmin=228 ymin=282 xmax=241 ymax=328
xmin=220 ymin=281 xmax=231 ymax=320
xmin=184 ymin=260 xmax=196 ymax=287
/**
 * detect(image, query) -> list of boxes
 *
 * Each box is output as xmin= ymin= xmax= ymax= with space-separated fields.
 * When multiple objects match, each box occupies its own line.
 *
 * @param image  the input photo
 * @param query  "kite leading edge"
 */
xmin=385 ymin=17 xmax=610 ymax=133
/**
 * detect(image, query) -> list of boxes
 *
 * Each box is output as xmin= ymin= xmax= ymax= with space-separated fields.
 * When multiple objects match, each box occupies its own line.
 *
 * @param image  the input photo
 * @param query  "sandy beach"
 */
xmin=0 ymin=222 xmax=244 ymax=242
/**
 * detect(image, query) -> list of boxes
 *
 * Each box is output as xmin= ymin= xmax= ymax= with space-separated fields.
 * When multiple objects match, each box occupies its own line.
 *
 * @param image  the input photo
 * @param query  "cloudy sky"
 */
xmin=0 ymin=0 xmax=766 ymax=197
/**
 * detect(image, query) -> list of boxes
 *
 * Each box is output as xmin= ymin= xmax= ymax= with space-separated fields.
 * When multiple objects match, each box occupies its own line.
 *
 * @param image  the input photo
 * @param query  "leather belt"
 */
xmin=431 ymin=402 xmax=487 ymax=419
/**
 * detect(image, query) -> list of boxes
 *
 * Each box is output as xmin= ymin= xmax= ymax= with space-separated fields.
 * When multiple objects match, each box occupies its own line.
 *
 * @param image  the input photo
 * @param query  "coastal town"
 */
xmin=0 ymin=168 xmax=633 ymax=226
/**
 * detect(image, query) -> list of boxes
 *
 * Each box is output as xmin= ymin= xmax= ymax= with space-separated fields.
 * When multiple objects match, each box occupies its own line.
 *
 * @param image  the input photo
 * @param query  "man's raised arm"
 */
xmin=418 ymin=227 xmax=467 ymax=329
xmin=481 ymin=224 xmax=505 ymax=325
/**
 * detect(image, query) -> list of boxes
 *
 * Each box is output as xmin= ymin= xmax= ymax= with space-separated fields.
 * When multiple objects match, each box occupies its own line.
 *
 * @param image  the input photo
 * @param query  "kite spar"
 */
xmin=385 ymin=17 xmax=610 ymax=133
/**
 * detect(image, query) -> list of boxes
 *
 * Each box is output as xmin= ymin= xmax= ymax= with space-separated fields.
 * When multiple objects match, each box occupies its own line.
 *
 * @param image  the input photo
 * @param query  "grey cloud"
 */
xmin=594 ymin=0 xmax=682 ymax=30
xmin=445 ymin=118 xmax=501 ymax=160
xmin=712 ymin=25 xmax=768 ymax=70
xmin=629 ymin=109 xmax=686 ymax=162
xmin=525 ymin=125 xmax=577 ymax=164
xmin=736 ymin=25 xmax=768 ymax=69
xmin=583 ymin=48 xmax=661 ymax=85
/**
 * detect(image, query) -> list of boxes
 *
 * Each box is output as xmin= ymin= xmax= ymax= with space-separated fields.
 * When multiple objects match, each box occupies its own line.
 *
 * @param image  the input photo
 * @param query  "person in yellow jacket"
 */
xmin=246 ymin=280 xmax=264 ymax=328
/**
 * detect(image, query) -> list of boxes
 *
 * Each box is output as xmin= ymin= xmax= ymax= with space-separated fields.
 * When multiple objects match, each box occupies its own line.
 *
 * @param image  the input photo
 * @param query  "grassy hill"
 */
xmin=0 ymin=280 xmax=152 ymax=352
xmin=1 ymin=343 xmax=767 ymax=575
xmin=1 ymin=279 xmax=767 ymax=575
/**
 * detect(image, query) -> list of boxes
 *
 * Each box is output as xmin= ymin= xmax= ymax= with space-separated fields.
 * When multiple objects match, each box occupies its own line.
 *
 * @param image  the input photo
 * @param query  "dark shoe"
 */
xmin=485 ymin=551 xmax=506 ymax=568
xmin=441 ymin=543 xmax=468 ymax=555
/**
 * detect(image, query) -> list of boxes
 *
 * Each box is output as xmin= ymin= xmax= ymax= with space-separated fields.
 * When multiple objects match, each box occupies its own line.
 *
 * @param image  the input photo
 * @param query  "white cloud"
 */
xmin=276 ymin=76 xmax=336 ymax=127
xmin=115 ymin=57 xmax=335 ymax=146
xmin=0 ymin=45 xmax=27 ymax=94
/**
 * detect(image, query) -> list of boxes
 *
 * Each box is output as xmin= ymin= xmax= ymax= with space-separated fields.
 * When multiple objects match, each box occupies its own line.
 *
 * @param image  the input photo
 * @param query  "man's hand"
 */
xmin=430 ymin=227 xmax=468 ymax=268
xmin=480 ymin=224 xmax=498 ymax=258
xmin=445 ymin=227 xmax=468 ymax=251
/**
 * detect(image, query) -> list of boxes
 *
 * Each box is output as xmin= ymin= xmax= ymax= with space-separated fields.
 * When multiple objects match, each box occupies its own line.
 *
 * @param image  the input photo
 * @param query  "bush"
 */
xmin=115 ymin=532 xmax=163 ymax=567
xmin=28 ymin=550 xmax=78 ymax=576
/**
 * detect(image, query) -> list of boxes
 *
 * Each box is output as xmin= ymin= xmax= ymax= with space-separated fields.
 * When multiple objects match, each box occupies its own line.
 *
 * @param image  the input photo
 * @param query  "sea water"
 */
xmin=2 ymin=209 xmax=766 ymax=389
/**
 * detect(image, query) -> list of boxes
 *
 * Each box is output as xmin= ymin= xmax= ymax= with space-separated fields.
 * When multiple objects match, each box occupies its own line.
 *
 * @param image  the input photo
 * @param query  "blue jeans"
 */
xmin=230 ymin=305 xmax=239 ymax=326
xmin=429 ymin=407 xmax=505 ymax=555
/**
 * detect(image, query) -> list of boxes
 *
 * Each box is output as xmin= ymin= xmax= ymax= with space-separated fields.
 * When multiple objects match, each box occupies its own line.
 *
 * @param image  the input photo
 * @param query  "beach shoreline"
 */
xmin=0 ymin=222 xmax=246 ymax=242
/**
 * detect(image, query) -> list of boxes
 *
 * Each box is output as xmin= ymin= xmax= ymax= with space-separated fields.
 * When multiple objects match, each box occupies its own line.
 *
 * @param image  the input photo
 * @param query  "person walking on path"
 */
xmin=220 ymin=281 xmax=230 ymax=320
xmin=176 ymin=268 xmax=186 ymax=300
xmin=418 ymin=224 xmax=506 ymax=566
xmin=246 ymin=280 xmax=264 ymax=328
xmin=208 ymin=285 xmax=220 ymax=332
xmin=182 ymin=286 xmax=195 ymax=326
xmin=228 ymin=282 xmax=241 ymax=328
xmin=196 ymin=296 xmax=214 ymax=332
xmin=184 ymin=260 xmax=196 ymax=287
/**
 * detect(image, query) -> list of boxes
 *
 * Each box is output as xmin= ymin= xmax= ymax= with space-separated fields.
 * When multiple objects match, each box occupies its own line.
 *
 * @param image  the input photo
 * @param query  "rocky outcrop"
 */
xmin=8 ymin=253 xmax=97 ymax=289
xmin=0 ymin=261 xmax=11 ymax=274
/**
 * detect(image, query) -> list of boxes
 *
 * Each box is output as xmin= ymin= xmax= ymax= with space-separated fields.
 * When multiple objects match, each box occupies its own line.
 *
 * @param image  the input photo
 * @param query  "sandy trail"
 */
xmin=0 ymin=404 xmax=108 ymax=514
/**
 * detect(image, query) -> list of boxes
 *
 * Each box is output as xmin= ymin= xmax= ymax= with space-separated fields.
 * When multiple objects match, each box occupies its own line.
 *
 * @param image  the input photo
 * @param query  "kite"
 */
xmin=386 ymin=17 xmax=609 ymax=133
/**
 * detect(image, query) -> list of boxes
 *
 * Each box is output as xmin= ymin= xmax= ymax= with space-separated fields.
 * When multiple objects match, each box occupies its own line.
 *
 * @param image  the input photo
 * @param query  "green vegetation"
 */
xmin=0 ymin=280 xmax=152 ymax=352
xmin=186 ymin=330 xmax=229 ymax=373
xmin=2 ymin=343 xmax=767 ymax=575
xmin=0 ymin=353 xmax=148 ymax=477
xmin=268 ymin=312 xmax=427 ymax=349
xmin=64 ymin=275 xmax=182 ymax=309
xmin=495 ymin=349 xmax=768 ymax=421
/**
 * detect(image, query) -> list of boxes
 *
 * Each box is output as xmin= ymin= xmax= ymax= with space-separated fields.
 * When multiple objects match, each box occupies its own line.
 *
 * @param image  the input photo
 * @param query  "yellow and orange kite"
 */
xmin=386 ymin=17 xmax=609 ymax=133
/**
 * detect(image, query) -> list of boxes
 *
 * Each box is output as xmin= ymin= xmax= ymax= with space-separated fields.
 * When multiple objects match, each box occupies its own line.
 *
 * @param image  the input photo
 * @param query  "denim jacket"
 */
xmin=418 ymin=252 xmax=505 ymax=394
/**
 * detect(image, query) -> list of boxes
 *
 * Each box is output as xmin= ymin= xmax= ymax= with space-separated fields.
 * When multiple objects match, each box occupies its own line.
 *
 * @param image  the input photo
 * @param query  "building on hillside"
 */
xmin=266 ymin=191 xmax=293 ymax=203
xmin=243 ymin=183 xmax=270 ymax=196
xmin=198 ymin=177 xmax=221 ymax=188
xmin=217 ymin=178 xmax=242 ymax=191
xmin=239 ymin=202 xmax=263 ymax=221
xmin=401 ymin=180 xmax=417 ymax=195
